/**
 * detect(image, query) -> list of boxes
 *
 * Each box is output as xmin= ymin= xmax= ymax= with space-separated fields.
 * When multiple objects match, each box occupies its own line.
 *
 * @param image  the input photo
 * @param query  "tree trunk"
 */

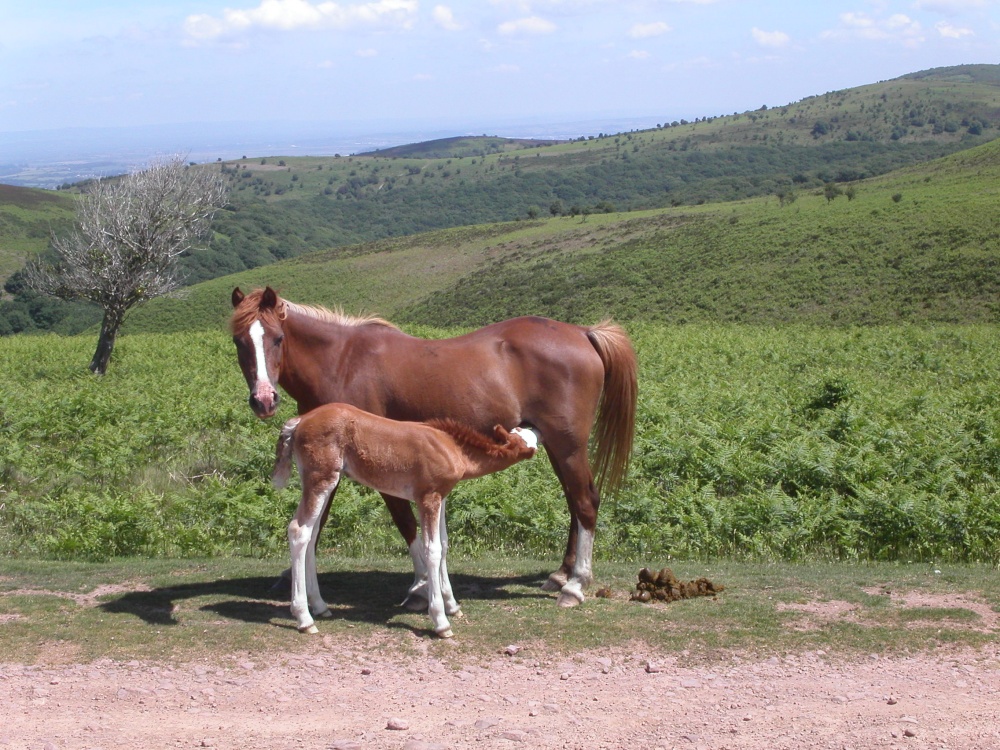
xmin=89 ymin=309 xmax=123 ymax=375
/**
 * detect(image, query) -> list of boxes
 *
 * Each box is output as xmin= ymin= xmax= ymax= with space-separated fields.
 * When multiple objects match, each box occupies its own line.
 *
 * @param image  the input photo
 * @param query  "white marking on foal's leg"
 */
xmin=421 ymin=501 xmax=452 ymax=638
xmin=438 ymin=498 xmax=462 ymax=617
xmin=401 ymin=538 xmax=430 ymax=611
xmin=556 ymin=520 xmax=594 ymax=608
xmin=289 ymin=479 xmax=337 ymax=634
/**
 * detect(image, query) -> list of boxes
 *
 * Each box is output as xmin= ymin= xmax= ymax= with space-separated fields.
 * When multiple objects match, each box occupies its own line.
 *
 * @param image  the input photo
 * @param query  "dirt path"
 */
xmin=2 ymin=638 xmax=998 ymax=750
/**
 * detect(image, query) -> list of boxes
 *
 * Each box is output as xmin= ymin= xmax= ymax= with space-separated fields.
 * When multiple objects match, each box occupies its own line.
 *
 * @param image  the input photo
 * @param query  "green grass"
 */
xmin=1 ymin=556 xmax=996 ymax=664
xmin=2 ymin=325 xmax=999 ymax=566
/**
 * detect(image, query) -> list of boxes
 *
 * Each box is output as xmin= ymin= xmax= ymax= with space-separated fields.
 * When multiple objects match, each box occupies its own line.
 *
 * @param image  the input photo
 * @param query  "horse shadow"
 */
xmin=99 ymin=568 xmax=552 ymax=633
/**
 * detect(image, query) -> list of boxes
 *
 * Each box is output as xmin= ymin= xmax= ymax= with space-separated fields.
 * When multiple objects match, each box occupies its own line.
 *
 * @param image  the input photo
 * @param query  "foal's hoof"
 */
xmin=314 ymin=608 xmax=333 ymax=619
xmin=435 ymin=627 xmax=454 ymax=639
xmin=401 ymin=593 xmax=429 ymax=612
xmin=299 ymin=624 xmax=320 ymax=635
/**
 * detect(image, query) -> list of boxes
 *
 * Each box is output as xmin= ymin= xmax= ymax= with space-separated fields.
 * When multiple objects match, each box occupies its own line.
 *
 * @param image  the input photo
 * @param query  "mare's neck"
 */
xmin=277 ymin=312 xmax=355 ymax=410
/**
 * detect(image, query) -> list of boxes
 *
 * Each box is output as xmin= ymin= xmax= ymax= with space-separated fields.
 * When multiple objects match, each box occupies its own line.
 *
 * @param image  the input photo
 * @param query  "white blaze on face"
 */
xmin=249 ymin=320 xmax=272 ymax=387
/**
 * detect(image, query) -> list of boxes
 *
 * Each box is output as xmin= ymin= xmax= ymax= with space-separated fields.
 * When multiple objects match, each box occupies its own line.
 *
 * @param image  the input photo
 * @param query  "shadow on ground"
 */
xmin=99 ymin=569 xmax=551 ymax=633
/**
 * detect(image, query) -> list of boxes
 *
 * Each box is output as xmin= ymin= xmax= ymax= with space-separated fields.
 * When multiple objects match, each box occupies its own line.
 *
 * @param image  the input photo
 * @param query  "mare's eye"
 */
xmin=274 ymin=335 xmax=284 ymax=346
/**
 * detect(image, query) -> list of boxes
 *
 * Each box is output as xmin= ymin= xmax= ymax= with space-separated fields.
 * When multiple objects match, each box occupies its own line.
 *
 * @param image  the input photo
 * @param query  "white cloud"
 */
xmin=628 ymin=49 xmax=650 ymax=59
xmin=822 ymin=12 xmax=924 ymax=46
xmin=630 ymin=21 xmax=671 ymax=39
xmin=413 ymin=72 xmax=433 ymax=81
xmin=184 ymin=0 xmax=418 ymax=41
xmin=751 ymin=27 xmax=790 ymax=48
xmin=356 ymin=47 xmax=378 ymax=56
xmin=914 ymin=0 xmax=987 ymax=14
xmin=935 ymin=20 xmax=975 ymax=37
xmin=432 ymin=5 xmax=462 ymax=31
xmin=489 ymin=63 xmax=521 ymax=73
xmin=497 ymin=16 xmax=557 ymax=35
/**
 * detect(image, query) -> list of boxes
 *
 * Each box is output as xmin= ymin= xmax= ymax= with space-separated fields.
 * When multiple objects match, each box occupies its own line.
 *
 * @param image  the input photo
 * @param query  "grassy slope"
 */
xmin=0 ymin=185 xmax=75 ymax=284
xmin=127 ymin=134 xmax=1000 ymax=333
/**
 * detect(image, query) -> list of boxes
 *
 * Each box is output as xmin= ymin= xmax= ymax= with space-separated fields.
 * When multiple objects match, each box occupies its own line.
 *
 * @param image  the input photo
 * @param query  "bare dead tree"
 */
xmin=26 ymin=157 xmax=229 ymax=374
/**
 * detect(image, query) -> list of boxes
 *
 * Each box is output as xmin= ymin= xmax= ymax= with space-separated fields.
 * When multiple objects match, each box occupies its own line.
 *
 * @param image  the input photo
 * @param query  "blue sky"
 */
xmin=1 ymin=0 xmax=998 ymax=136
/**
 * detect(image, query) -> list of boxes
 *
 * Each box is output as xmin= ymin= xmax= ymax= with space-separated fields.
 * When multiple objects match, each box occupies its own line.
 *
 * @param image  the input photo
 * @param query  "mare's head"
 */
xmin=231 ymin=286 xmax=287 ymax=418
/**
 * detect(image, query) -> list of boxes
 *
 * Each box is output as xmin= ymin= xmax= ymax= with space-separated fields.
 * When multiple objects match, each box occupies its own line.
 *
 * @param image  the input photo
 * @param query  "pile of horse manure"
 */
xmin=629 ymin=567 xmax=724 ymax=603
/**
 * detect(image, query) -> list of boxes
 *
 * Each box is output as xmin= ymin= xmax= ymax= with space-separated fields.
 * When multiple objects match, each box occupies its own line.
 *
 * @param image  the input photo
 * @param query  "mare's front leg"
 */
xmin=289 ymin=475 xmax=339 ymax=633
xmin=381 ymin=493 xmax=429 ymax=611
xmin=420 ymin=494 xmax=453 ymax=638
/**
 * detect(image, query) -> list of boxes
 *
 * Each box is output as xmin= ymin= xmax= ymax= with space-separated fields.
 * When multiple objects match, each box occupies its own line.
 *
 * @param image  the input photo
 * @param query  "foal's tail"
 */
xmin=587 ymin=321 xmax=639 ymax=496
xmin=272 ymin=416 xmax=302 ymax=489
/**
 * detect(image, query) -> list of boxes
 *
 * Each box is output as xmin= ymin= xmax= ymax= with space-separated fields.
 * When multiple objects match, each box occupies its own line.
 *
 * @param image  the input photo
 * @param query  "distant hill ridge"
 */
xmin=3 ymin=63 xmax=1000 ymax=334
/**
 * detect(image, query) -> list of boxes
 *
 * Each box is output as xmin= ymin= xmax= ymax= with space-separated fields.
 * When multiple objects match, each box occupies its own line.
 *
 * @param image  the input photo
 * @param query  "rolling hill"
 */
xmin=126 ymin=134 xmax=1000 ymax=332
xmin=4 ymin=63 xmax=1000 ymax=334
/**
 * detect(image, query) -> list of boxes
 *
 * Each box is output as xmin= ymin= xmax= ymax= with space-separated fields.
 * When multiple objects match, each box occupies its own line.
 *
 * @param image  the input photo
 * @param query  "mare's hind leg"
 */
xmin=289 ymin=475 xmax=339 ymax=633
xmin=543 ymin=446 xmax=600 ymax=607
xmin=381 ymin=493 xmax=429 ymax=611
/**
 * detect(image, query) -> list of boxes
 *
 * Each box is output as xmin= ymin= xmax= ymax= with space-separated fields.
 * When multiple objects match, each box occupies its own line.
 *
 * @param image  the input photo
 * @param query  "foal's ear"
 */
xmin=261 ymin=286 xmax=278 ymax=310
xmin=231 ymin=287 xmax=245 ymax=308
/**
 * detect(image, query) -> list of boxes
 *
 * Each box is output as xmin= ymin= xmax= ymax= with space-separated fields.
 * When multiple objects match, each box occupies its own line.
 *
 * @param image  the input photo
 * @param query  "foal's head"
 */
xmin=231 ymin=286 xmax=287 ymax=419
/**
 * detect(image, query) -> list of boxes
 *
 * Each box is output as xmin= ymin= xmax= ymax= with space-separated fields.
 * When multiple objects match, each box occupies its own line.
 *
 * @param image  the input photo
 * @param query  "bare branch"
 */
xmin=26 ymin=156 xmax=230 ymax=373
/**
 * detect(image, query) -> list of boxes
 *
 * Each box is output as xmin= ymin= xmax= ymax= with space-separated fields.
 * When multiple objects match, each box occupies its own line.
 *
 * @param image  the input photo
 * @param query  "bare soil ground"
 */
xmin=2 ymin=633 xmax=998 ymax=750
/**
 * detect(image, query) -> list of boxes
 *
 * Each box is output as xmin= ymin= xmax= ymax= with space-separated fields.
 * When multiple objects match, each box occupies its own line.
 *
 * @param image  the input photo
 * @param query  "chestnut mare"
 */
xmin=272 ymin=402 xmax=539 ymax=637
xmin=230 ymin=286 xmax=638 ymax=608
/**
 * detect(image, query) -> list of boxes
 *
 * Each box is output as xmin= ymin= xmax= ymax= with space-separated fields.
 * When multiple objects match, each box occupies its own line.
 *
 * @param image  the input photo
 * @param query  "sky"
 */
xmin=1 ymin=0 xmax=998 ymax=138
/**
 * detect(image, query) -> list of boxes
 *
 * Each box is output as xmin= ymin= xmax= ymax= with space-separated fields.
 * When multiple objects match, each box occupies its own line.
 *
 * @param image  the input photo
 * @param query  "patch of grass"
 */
xmin=1 ymin=558 xmax=996 ymax=665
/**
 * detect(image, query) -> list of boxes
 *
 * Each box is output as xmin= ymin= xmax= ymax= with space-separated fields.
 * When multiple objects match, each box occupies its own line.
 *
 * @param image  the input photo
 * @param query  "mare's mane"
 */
xmin=427 ymin=419 xmax=524 ymax=460
xmin=230 ymin=288 xmax=399 ymax=335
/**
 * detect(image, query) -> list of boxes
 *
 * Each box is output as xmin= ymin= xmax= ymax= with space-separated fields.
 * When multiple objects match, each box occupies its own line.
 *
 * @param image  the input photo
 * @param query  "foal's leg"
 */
xmin=288 ymin=474 xmax=340 ymax=634
xmin=382 ymin=493 xmax=429 ymax=611
xmin=438 ymin=497 xmax=461 ymax=617
xmin=420 ymin=493 xmax=453 ymax=638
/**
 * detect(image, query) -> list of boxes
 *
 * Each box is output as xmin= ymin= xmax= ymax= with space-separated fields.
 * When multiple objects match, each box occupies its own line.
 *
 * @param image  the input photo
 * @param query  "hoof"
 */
xmin=556 ymin=583 xmax=585 ymax=608
xmin=314 ymin=608 xmax=333 ymax=619
xmin=299 ymin=624 xmax=319 ymax=634
xmin=436 ymin=628 xmax=454 ymax=639
xmin=401 ymin=593 xmax=429 ymax=612
xmin=541 ymin=572 xmax=568 ymax=592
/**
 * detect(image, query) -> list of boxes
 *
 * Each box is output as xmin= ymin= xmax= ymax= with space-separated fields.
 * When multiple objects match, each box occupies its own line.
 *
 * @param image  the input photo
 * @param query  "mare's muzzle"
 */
xmin=249 ymin=380 xmax=280 ymax=418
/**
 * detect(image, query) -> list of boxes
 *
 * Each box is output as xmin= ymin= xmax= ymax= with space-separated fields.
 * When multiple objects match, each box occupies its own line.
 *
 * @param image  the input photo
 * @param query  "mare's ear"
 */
xmin=231 ymin=287 xmax=245 ymax=308
xmin=261 ymin=286 xmax=278 ymax=310
xmin=493 ymin=424 xmax=510 ymax=442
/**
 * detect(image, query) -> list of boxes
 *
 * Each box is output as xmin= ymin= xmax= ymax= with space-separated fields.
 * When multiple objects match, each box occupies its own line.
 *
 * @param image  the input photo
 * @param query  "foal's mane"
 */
xmin=230 ymin=288 xmax=398 ymax=335
xmin=427 ymin=419 xmax=525 ymax=459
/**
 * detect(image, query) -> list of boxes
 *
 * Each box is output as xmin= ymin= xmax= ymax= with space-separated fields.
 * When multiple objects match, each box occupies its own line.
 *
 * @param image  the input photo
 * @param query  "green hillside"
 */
xmin=6 ymin=64 xmax=1000 ymax=335
xmin=0 ymin=184 xmax=74 ymax=281
xmin=126 ymin=135 xmax=1000 ymax=333
xmin=191 ymin=63 xmax=1000 ymax=279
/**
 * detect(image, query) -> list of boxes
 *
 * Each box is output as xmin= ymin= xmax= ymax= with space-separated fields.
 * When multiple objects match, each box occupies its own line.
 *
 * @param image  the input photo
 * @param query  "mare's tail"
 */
xmin=587 ymin=322 xmax=639 ymax=496
xmin=272 ymin=416 xmax=302 ymax=488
